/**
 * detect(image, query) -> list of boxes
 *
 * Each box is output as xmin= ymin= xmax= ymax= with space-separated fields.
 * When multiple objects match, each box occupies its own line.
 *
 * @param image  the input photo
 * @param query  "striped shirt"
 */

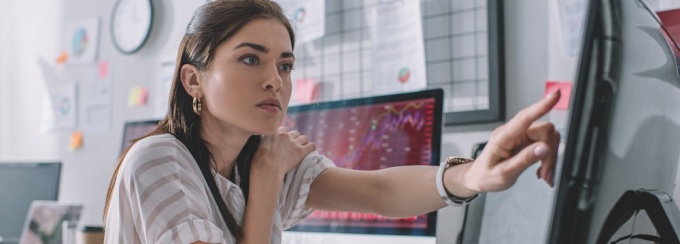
xmin=104 ymin=134 xmax=335 ymax=244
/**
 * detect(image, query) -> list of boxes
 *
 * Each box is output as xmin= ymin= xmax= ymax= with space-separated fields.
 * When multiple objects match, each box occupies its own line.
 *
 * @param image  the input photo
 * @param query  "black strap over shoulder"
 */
xmin=597 ymin=189 xmax=680 ymax=244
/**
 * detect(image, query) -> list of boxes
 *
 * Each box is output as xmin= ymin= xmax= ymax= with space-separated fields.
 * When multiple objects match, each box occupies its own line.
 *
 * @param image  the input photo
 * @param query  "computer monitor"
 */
xmin=0 ymin=162 xmax=61 ymax=244
xmin=284 ymin=89 xmax=443 ymax=237
xmin=548 ymin=0 xmax=680 ymax=243
xmin=121 ymin=120 xmax=160 ymax=152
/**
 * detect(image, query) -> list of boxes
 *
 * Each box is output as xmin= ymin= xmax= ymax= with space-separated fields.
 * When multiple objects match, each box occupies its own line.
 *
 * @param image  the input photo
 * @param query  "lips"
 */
xmin=256 ymin=97 xmax=282 ymax=111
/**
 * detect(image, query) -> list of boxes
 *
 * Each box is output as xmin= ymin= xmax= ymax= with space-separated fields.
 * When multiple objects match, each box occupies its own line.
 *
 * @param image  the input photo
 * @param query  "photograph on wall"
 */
xmin=64 ymin=18 xmax=100 ymax=65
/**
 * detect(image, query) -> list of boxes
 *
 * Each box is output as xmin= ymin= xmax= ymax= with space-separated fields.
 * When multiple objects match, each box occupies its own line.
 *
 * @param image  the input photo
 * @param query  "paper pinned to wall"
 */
xmin=154 ymin=58 xmax=175 ymax=117
xmin=82 ymin=62 xmax=113 ymax=132
xmin=43 ymin=82 xmax=78 ymax=132
xmin=370 ymin=0 xmax=427 ymax=96
xmin=556 ymin=0 xmax=588 ymax=57
xmin=64 ymin=18 xmax=100 ymax=65
xmin=277 ymin=0 xmax=325 ymax=44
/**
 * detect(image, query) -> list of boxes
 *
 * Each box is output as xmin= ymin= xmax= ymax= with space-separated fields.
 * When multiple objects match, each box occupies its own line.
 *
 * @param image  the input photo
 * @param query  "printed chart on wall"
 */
xmin=370 ymin=0 xmax=427 ymax=96
xmin=64 ymin=18 xmax=100 ymax=65
xmin=82 ymin=61 xmax=113 ymax=132
xmin=43 ymin=83 xmax=78 ymax=132
xmin=277 ymin=0 xmax=325 ymax=44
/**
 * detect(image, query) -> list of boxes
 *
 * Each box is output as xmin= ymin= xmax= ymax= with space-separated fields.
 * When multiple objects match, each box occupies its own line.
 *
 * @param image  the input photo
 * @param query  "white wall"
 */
xmin=477 ymin=0 xmax=557 ymax=243
xmin=0 ymin=0 xmax=564 ymax=243
xmin=0 ymin=0 xmax=63 ymax=161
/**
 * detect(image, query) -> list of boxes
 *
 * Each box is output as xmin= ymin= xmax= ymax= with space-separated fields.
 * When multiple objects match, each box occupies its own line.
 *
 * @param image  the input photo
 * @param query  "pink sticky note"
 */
xmin=98 ymin=61 xmax=109 ymax=79
xmin=295 ymin=78 xmax=320 ymax=103
xmin=545 ymin=81 xmax=573 ymax=110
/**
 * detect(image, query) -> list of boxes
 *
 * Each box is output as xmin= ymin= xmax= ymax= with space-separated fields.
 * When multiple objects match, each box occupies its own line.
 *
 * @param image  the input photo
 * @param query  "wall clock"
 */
xmin=110 ymin=0 xmax=153 ymax=54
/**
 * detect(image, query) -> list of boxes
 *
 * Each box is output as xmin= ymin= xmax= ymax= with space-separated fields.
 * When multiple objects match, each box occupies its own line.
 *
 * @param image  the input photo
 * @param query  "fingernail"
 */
xmin=533 ymin=145 xmax=548 ymax=157
xmin=546 ymin=89 xmax=561 ymax=100
xmin=536 ymin=168 xmax=541 ymax=179
xmin=547 ymin=168 xmax=555 ymax=187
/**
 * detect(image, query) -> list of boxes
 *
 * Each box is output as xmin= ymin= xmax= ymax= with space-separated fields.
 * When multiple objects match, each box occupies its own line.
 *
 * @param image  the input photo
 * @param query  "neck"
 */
xmin=200 ymin=116 xmax=251 ymax=178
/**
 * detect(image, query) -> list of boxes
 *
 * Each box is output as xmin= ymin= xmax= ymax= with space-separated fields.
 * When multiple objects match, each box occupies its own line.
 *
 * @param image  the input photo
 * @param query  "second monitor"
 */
xmin=285 ymin=89 xmax=444 ymax=237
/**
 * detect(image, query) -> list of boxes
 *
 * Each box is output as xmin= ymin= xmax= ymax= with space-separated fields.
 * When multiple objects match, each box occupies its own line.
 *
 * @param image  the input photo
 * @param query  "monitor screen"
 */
xmin=121 ymin=120 xmax=160 ymax=152
xmin=285 ymin=89 xmax=443 ymax=237
xmin=548 ymin=0 xmax=680 ymax=243
xmin=0 ymin=162 xmax=61 ymax=244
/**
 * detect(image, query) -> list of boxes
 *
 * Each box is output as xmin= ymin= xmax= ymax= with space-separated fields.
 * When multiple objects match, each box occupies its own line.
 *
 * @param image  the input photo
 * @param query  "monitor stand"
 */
xmin=597 ymin=189 xmax=680 ymax=243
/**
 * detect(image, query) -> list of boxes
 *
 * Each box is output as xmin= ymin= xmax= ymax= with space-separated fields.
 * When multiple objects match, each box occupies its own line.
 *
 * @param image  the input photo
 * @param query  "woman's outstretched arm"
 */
xmin=306 ymin=90 xmax=561 ymax=217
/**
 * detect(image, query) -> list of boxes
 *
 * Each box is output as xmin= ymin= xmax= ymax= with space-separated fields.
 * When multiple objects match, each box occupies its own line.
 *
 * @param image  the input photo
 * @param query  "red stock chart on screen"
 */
xmin=283 ymin=97 xmax=437 ymax=234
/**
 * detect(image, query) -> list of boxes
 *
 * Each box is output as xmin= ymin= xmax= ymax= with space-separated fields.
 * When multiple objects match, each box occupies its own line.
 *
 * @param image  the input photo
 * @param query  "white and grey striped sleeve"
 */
xmin=120 ymin=138 xmax=228 ymax=244
xmin=279 ymin=151 xmax=336 ymax=229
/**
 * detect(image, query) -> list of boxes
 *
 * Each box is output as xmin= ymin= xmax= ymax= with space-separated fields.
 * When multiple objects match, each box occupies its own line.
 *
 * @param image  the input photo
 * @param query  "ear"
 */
xmin=180 ymin=64 xmax=203 ymax=98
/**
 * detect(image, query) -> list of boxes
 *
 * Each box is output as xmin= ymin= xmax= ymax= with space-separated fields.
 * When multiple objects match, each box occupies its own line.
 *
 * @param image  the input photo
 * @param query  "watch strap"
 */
xmin=436 ymin=157 xmax=480 ymax=206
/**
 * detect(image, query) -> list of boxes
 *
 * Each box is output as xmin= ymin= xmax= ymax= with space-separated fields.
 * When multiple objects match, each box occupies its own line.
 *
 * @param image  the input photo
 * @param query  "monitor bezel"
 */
xmin=548 ymin=0 xmax=622 ymax=242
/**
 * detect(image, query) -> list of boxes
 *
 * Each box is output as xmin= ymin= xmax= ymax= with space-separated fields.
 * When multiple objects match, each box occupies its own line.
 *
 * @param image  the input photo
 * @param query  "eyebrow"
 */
xmin=234 ymin=42 xmax=295 ymax=59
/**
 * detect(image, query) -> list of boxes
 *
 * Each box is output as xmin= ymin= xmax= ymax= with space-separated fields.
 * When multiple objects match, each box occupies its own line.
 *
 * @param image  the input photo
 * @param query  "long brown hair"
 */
xmin=103 ymin=0 xmax=295 ymax=240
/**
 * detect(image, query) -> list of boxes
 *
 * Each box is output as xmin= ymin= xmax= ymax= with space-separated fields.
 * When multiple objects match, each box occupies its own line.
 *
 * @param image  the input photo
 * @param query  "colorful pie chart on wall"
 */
xmin=64 ymin=18 xmax=100 ymax=64
xmin=71 ymin=28 xmax=88 ymax=57
xmin=398 ymin=67 xmax=411 ymax=84
xmin=294 ymin=7 xmax=306 ymax=24
xmin=55 ymin=97 xmax=71 ymax=116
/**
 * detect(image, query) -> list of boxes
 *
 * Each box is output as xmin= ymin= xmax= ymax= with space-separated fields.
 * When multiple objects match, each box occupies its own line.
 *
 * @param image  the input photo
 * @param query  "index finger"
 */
xmin=505 ymin=90 xmax=561 ymax=133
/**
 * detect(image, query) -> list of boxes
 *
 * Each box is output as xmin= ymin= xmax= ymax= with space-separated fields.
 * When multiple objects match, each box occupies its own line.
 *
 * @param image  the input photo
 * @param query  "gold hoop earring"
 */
xmin=193 ymin=97 xmax=202 ymax=115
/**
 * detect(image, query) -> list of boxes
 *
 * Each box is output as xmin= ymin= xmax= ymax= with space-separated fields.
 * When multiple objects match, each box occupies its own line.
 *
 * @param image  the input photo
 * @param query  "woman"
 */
xmin=104 ymin=0 xmax=561 ymax=243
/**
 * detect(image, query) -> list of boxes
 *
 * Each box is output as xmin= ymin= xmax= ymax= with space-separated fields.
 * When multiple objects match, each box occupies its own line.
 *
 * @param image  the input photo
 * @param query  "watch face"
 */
xmin=111 ymin=0 xmax=153 ymax=54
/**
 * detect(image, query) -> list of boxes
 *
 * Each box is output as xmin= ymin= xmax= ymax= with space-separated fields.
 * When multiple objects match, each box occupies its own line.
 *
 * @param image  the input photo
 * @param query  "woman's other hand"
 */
xmin=462 ymin=90 xmax=562 ymax=193
xmin=253 ymin=126 xmax=316 ymax=178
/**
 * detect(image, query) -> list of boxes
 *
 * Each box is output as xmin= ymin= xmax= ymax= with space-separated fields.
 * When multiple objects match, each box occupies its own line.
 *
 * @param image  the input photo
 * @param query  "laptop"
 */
xmin=0 ymin=163 xmax=61 ymax=244
xmin=18 ymin=201 xmax=83 ymax=244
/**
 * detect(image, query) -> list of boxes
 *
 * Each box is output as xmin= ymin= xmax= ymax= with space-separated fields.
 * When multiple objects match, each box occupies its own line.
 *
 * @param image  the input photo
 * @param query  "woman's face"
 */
xmin=201 ymin=18 xmax=294 ymax=135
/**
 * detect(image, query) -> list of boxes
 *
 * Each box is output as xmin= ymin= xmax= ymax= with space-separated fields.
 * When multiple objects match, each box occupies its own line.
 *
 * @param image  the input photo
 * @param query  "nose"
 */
xmin=263 ymin=66 xmax=283 ymax=92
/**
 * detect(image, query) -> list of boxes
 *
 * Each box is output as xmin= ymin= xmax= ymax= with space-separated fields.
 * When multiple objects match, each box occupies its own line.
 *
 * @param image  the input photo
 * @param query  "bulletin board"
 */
xmin=290 ymin=0 xmax=505 ymax=125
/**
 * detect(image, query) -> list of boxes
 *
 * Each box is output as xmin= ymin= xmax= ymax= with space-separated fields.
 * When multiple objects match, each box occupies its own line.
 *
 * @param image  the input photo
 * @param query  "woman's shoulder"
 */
xmin=129 ymin=133 xmax=185 ymax=153
xmin=121 ymin=133 xmax=197 ymax=178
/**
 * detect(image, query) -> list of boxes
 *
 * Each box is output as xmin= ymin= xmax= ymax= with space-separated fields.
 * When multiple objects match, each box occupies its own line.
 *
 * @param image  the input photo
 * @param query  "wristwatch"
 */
xmin=436 ymin=156 xmax=480 ymax=206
